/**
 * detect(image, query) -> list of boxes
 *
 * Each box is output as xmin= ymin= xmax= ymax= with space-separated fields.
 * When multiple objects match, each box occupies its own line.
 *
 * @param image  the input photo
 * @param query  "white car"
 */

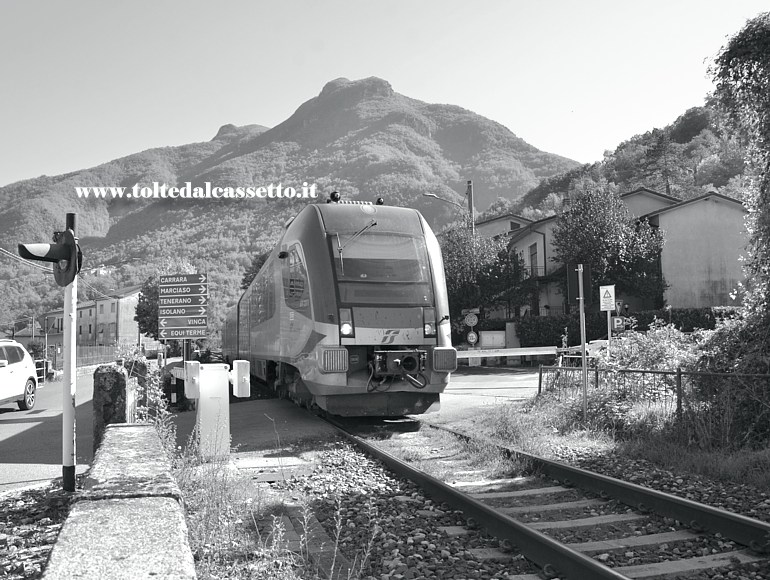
xmin=0 ymin=339 xmax=38 ymax=410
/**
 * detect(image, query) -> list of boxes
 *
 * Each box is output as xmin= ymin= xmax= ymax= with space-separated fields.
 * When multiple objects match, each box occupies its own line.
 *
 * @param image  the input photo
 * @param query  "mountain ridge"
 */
xmin=0 ymin=76 xmax=578 ymax=333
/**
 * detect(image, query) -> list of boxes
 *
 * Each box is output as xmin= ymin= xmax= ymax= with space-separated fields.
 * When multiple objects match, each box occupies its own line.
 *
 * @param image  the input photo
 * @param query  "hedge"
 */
xmin=515 ymin=306 xmax=741 ymax=347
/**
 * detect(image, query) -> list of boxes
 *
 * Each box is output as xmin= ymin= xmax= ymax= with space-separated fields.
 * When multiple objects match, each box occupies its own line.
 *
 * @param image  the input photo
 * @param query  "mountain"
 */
xmin=0 ymin=77 xmax=578 ymax=335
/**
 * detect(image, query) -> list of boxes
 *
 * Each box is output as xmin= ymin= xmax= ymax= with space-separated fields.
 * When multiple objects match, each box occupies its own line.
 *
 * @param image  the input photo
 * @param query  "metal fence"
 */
xmin=48 ymin=346 xmax=140 ymax=370
xmin=538 ymin=365 xmax=770 ymax=448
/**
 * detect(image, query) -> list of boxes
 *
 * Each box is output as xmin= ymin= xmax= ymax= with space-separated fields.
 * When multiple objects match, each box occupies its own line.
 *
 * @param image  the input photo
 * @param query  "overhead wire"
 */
xmin=0 ymin=246 xmax=54 ymax=273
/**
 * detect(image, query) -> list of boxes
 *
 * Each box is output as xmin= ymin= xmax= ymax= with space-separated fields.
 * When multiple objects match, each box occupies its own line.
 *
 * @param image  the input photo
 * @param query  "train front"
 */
xmin=312 ymin=202 xmax=457 ymax=416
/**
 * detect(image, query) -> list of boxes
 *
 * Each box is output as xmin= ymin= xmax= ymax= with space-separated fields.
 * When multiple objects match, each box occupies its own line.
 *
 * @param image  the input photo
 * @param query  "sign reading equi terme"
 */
xmin=158 ymin=273 xmax=208 ymax=339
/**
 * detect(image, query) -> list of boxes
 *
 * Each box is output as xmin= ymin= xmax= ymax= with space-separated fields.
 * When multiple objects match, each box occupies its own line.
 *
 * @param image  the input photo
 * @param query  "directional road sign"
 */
xmin=159 ymin=305 xmax=208 ymax=317
xmin=158 ymin=295 xmax=208 ymax=306
xmin=159 ymin=327 xmax=207 ymax=340
xmin=158 ymin=273 xmax=208 ymax=339
xmin=158 ymin=283 xmax=208 ymax=297
xmin=159 ymin=317 xmax=208 ymax=329
xmin=159 ymin=273 xmax=208 ymax=285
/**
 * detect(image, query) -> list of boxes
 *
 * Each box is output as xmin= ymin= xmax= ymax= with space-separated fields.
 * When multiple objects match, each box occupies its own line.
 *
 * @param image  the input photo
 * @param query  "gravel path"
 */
xmin=0 ymin=483 xmax=73 ymax=579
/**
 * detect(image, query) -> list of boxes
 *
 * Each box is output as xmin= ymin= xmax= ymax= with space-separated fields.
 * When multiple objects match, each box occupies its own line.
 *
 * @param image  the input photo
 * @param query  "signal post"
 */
xmin=18 ymin=213 xmax=82 ymax=491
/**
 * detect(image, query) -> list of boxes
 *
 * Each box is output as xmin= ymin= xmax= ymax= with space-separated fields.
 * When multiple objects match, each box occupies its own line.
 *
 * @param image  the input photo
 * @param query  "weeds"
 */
xmin=129 ymin=357 xmax=379 ymax=579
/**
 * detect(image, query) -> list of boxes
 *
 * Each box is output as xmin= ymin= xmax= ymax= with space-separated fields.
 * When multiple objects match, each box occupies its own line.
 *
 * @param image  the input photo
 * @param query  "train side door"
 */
xmin=281 ymin=246 xmax=311 ymax=354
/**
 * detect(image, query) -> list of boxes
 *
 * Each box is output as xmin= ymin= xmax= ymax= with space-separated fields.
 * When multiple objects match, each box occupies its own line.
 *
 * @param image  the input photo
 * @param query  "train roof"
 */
xmin=312 ymin=203 xmax=424 ymax=235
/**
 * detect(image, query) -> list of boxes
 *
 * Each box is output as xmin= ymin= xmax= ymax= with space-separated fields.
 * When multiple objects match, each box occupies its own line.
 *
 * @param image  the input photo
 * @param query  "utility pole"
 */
xmin=466 ymin=180 xmax=475 ymax=237
xmin=577 ymin=264 xmax=588 ymax=423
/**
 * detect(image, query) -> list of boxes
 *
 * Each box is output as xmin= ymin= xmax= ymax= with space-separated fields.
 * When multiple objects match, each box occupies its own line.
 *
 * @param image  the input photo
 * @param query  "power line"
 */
xmin=78 ymin=278 xmax=117 ymax=301
xmin=0 ymin=246 xmax=54 ymax=273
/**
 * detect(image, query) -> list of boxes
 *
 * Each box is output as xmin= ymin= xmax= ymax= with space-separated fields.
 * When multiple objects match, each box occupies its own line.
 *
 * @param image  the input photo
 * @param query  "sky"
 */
xmin=0 ymin=0 xmax=767 ymax=187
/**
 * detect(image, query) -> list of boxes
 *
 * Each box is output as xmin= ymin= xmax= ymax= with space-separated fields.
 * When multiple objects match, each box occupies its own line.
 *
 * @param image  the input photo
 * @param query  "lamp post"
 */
xmin=422 ymin=186 xmax=476 ymax=236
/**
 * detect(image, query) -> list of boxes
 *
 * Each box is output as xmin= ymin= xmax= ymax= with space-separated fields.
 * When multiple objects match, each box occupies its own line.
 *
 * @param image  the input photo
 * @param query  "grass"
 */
xmin=472 ymin=387 xmax=770 ymax=491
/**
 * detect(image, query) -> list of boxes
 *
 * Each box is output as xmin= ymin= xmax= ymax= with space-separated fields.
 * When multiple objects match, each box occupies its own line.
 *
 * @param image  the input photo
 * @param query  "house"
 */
xmin=475 ymin=213 xmax=533 ymax=239
xmin=44 ymin=285 xmax=161 ymax=352
xmin=4 ymin=319 xmax=46 ymax=351
xmin=644 ymin=192 xmax=747 ymax=308
xmin=494 ymin=187 xmax=747 ymax=315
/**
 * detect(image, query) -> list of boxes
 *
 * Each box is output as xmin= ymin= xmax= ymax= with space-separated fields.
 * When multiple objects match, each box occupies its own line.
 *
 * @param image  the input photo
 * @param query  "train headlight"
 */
xmin=339 ymin=308 xmax=355 ymax=338
xmin=423 ymin=307 xmax=437 ymax=338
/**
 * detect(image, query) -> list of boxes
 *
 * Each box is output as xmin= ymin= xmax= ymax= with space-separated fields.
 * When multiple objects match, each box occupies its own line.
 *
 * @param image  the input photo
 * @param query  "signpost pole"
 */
xmin=607 ymin=309 xmax=611 ymax=358
xmin=62 ymin=213 xmax=77 ymax=492
xmin=577 ymin=264 xmax=588 ymax=423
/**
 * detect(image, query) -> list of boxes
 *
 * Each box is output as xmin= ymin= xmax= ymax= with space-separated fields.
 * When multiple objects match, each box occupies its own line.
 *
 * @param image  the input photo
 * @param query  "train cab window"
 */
xmin=283 ymin=247 xmax=310 ymax=313
xmin=330 ymin=233 xmax=434 ymax=306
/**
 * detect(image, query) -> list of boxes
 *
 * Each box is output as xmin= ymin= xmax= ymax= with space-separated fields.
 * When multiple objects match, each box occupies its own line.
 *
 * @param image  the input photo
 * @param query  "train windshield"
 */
xmin=330 ymin=233 xmax=434 ymax=305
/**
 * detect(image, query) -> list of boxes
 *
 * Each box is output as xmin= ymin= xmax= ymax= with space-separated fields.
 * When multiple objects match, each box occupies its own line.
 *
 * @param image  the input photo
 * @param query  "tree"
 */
xmin=552 ymin=177 xmax=666 ymax=306
xmin=711 ymin=11 xmax=770 ymax=316
xmin=438 ymin=217 xmax=533 ymax=320
xmin=240 ymin=251 xmax=270 ymax=290
xmin=135 ymin=276 xmax=160 ymax=340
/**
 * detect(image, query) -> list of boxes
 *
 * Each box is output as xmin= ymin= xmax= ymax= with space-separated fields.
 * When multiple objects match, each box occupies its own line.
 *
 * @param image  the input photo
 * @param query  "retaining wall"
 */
xmin=42 ymin=424 xmax=196 ymax=579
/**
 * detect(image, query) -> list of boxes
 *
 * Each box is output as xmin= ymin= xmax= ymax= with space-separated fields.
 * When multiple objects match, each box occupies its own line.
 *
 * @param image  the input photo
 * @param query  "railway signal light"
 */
xmin=19 ymin=228 xmax=82 ymax=287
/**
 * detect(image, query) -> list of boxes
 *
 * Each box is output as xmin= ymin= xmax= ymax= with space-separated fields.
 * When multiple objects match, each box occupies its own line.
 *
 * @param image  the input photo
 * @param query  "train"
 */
xmin=221 ymin=193 xmax=457 ymax=416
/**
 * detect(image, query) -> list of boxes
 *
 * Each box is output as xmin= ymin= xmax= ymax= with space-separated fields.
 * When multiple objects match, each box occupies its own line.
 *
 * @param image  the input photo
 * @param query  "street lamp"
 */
xmin=423 ymin=181 xmax=476 ymax=237
xmin=422 ymin=192 xmax=465 ymax=210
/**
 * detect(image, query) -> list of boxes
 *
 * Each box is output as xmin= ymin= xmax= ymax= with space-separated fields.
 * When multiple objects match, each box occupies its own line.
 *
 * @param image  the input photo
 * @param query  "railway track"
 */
xmin=324 ymin=416 xmax=770 ymax=580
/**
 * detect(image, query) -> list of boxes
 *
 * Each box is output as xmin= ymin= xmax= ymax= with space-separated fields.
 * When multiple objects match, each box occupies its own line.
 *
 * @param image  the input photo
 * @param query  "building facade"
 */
xmin=491 ymin=188 xmax=747 ymax=316
xmin=44 ymin=285 xmax=160 ymax=352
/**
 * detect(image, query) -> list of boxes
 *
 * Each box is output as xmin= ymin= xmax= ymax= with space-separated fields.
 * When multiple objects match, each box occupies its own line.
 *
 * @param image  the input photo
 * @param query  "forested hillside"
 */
xmin=479 ymin=103 xmax=749 ymax=222
xmin=0 ymin=77 xmax=576 ymax=337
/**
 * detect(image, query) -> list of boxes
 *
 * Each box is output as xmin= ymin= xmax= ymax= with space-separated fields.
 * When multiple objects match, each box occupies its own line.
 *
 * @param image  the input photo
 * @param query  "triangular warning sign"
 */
xmin=603 ymin=290 xmax=612 ymax=298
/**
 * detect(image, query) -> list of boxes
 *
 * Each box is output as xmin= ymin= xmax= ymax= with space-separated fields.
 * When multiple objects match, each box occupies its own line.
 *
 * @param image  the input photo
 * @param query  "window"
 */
xmin=99 ymin=304 xmax=104 ymax=314
xmin=283 ymin=247 xmax=310 ymax=313
xmin=79 ymin=311 xmax=82 ymax=318
xmin=88 ymin=324 xmax=92 ymax=334
xmin=509 ymin=221 xmax=520 ymax=231
xmin=5 ymin=346 xmax=23 ymax=364
xmin=111 ymin=303 xmax=116 ymax=313
xmin=89 ymin=309 xmax=93 ymax=317
xmin=79 ymin=325 xmax=82 ymax=335
xmin=330 ymin=233 xmax=434 ymax=306
xmin=529 ymin=243 xmax=538 ymax=277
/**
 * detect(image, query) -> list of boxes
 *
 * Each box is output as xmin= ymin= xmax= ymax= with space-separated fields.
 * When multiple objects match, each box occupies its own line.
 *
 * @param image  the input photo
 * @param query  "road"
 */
xmin=0 ymin=363 xmax=540 ymax=493
xmin=434 ymin=364 xmax=540 ymax=420
xmin=0 ymin=373 xmax=93 ymax=494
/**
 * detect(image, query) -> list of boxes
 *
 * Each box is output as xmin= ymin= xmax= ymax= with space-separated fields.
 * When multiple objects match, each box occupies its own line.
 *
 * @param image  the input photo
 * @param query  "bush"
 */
xmin=627 ymin=306 xmax=740 ymax=332
xmin=594 ymin=318 xmax=700 ymax=372
xmin=25 ymin=339 xmax=46 ymax=360
xmin=515 ymin=306 xmax=742 ymax=347
xmin=518 ymin=313 xmax=607 ymax=347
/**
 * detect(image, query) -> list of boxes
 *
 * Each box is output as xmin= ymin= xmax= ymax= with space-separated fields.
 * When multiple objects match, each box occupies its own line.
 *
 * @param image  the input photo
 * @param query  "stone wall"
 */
xmin=42 ymin=424 xmax=196 ymax=579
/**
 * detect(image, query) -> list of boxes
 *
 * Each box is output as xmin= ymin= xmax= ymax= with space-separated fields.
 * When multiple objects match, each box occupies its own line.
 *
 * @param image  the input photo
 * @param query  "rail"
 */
xmin=326 ymin=417 xmax=630 ymax=579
